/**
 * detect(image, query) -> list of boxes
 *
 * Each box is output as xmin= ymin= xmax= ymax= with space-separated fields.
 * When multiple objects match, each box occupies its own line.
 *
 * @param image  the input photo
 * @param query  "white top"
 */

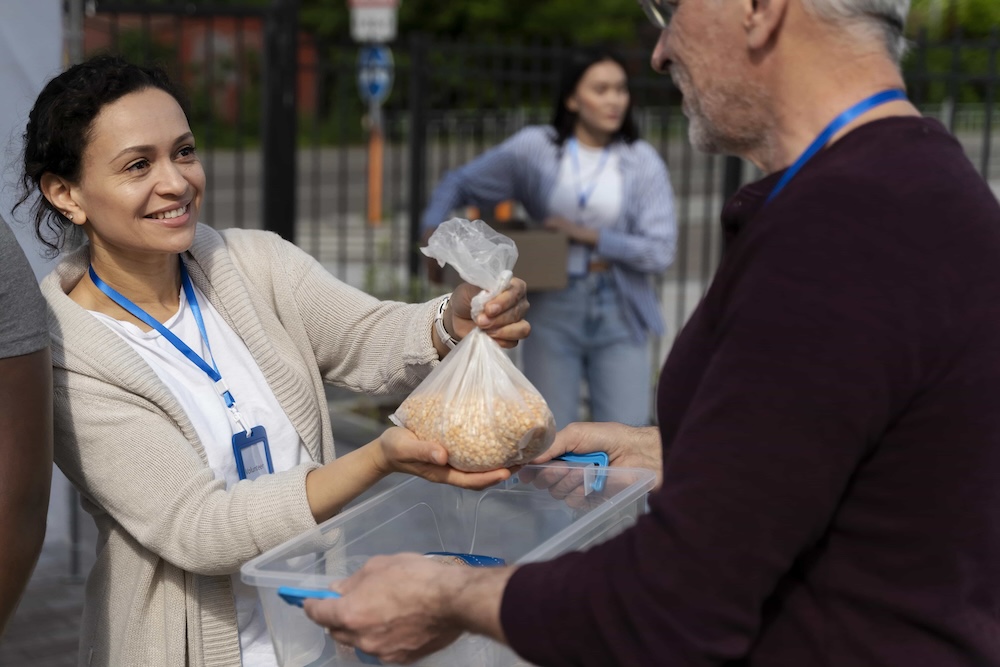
xmin=547 ymin=139 xmax=623 ymax=276
xmin=92 ymin=283 xmax=310 ymax=667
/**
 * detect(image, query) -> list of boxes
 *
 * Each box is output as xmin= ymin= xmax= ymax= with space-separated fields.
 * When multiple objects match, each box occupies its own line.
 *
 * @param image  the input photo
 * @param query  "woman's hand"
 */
xmin=372 ymin=426 xmax=514 ymax=490
xmin=446 ymin=277 xmax=530 ymax=349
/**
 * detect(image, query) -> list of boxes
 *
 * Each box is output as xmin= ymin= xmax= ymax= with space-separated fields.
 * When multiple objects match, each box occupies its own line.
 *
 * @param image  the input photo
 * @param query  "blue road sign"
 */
xmin=357 ymin=45 xmax=394 ymax=105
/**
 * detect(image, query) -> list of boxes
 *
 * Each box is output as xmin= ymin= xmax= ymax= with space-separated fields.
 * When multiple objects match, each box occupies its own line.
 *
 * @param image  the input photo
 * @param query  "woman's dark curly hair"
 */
xmin=15 ymin=54 xmax=190 ymax=255
xmin=550 ymin=48 xmax=639 ymax=147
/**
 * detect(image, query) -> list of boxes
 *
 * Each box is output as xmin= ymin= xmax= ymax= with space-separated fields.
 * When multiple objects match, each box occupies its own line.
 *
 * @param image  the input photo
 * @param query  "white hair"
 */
xmin=801 ymin=0 xmax=911 ymax=63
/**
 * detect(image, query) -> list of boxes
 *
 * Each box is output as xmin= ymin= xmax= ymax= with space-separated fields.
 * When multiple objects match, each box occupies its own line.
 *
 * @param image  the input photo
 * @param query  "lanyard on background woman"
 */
xmin=568 ymin=137 xmax=611 ymax=210
xmin=89 ymin=259 xmax=274 ymax=480
xmin=766 ymin=89 xmax=908 ymax=205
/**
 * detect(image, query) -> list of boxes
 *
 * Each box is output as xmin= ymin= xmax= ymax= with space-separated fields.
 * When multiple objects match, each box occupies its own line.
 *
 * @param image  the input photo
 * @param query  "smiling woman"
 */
xmin=41 ymin=87 xmax=206 ymax=327
xmin=16 ymin=54 xmax=532 ymax=667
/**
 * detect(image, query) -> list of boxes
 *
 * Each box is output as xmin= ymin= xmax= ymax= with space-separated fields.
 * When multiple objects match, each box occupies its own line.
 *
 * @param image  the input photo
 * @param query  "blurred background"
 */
xmin=40 ymin=1 xmax=1000 ymax=354
xmin=1 ymin=1 xmax=997 ymax=664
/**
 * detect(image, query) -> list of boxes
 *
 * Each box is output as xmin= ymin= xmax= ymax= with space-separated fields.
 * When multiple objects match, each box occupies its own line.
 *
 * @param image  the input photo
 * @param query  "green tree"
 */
xmin=112 ymin=1 xmax=995 ymax=43
xmin=301 ymin=0 xmax=651 ymax=45
xmin=908 ymin=0 xmax=1000 ymax=39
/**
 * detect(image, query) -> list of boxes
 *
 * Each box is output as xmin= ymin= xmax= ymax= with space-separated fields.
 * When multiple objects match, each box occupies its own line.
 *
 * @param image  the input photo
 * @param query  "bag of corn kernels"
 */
xmin=390 ymin=218 xmax=556 ymax=472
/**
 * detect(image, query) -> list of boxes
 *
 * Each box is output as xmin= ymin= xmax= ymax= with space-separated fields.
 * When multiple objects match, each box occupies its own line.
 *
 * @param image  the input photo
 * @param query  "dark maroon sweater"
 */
xmin=502 ymin=117 xmax=1000 ymax=666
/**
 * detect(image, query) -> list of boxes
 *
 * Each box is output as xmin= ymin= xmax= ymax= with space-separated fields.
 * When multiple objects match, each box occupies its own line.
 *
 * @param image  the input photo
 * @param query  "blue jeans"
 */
xmin=521 ymin=273 xmax=652 ymax=429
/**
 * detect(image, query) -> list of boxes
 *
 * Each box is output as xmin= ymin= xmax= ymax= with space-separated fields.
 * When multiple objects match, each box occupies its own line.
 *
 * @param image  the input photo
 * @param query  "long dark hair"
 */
xmin=15 ymin=54 xmax=190 ymax=255
xmin=550 ymin=48 xmax=639 ymax=147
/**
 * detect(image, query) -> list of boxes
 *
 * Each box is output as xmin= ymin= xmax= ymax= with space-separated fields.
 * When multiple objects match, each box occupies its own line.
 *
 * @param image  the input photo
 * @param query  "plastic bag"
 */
xmin=390 ymin=218 xmax=556 ymax=472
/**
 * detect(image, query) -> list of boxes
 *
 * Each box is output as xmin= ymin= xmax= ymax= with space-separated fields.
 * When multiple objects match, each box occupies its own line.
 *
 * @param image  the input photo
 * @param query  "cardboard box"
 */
xmin=503 ymin=229 xmax=569 ymax=291
xmin=442 ymin=223 xmax=569 ymax=292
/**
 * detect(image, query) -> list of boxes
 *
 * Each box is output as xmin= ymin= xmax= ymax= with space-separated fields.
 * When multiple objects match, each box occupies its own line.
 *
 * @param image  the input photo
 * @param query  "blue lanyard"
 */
xmin=89 ymin=259 xmax=253 ymax=435
xmin=766 ymin=89 xmax=907 ymax=205
xmin=568 ymin=137 xmax=611 ymax=209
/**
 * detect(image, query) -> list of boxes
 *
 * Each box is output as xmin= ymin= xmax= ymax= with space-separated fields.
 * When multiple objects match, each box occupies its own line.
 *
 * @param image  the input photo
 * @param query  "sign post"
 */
xmin=350 ymin=0 xmax=399 ymax=226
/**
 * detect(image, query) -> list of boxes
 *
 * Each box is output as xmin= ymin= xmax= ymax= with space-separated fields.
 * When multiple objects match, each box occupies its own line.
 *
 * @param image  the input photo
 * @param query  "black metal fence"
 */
xmin=83 ymin=3 xmax=1000 ymax=359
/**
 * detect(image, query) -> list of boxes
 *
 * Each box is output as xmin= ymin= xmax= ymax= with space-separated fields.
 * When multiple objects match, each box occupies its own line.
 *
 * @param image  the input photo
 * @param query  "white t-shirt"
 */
xmin=92 ymin=283 xmax=310 ymax=667
xmin=547 ymin=139 xmax=623 ymax=276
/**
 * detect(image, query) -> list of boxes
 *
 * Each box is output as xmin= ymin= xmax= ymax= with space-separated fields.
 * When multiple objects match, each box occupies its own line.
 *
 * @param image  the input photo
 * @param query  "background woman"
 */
xmin=18 ymin=54 xmax=528 ymax=667
xmin=421 ymin=48 xmax=676 ymax=428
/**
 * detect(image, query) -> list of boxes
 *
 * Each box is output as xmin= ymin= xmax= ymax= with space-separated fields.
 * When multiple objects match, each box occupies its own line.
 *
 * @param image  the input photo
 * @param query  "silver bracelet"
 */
xmin=434 ymin=294 xmax=461 ymax=349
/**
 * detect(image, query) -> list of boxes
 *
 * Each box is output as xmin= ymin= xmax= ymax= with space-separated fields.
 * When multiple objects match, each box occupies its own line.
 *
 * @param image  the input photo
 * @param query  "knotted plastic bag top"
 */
xmin=422 ymin=218 xmax=519 ymax=318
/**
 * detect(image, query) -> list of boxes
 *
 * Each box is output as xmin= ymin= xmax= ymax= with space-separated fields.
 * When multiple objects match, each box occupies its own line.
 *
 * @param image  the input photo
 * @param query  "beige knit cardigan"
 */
xmin=41 ymin=225 xmax=440 ymax=666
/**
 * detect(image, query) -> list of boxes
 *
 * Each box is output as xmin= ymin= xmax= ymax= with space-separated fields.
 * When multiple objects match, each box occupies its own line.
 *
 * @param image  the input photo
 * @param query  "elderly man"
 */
xmin=304 ymin=0 xmax=1000 ymax=664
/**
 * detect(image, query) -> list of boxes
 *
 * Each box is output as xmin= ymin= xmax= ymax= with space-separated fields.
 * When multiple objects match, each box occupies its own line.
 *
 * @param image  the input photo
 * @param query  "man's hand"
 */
xmin=303 ymin=554 xmax=514 ymax=664
xmin=527 ymin=422 xmax=664 ymax=497
xmin=447 ymin=278 xmax=530 ymax=349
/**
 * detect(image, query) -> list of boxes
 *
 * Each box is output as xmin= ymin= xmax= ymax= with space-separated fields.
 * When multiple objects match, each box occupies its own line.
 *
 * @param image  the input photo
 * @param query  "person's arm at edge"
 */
xmin=0 ymin=347 xmax=53 ymax=635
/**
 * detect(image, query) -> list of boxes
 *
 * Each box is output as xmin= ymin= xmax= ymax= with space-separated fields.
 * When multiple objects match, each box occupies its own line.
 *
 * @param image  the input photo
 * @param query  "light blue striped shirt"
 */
xmin=421 ymin=125 xmax=677 ymax=340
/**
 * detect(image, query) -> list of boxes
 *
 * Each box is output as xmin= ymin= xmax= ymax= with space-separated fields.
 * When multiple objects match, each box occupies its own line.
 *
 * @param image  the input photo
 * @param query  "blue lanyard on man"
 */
xmin=765 ymin=89 xmax=908 ymax=205
xmin=89 ymin=259 xmax=274 ymax=481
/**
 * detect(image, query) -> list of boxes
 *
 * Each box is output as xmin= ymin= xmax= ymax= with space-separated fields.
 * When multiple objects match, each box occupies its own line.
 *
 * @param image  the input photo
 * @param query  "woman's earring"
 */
xmin=66 ymin=212 xmax=73 ymax=221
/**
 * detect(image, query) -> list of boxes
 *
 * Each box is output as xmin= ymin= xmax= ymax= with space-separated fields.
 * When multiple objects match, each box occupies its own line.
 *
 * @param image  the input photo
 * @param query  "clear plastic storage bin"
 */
xmin=241 ymin=463 xmax=656 ymax=667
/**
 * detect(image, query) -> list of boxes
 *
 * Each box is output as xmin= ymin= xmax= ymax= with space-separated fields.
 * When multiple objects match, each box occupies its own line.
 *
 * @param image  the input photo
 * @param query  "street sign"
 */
xmin=357 ymin=45 xmax=394 ymax=105
xmin=349 ymin=0 xmax=399 ymax=42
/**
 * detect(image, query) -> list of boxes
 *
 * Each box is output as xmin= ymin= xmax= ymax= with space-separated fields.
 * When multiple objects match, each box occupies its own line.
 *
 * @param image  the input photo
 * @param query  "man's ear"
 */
xmin=39 ymin=173 xmax=86 ymax=226
xmin=745 ymin=0 xmax=789 ymax=51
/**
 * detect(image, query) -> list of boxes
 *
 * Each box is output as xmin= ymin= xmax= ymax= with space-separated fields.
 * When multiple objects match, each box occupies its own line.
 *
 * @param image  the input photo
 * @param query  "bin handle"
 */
xmin=276 ymin=585 xmax=341 ymax=608
xmin=553 ymin=452 xmax=609 ymax=492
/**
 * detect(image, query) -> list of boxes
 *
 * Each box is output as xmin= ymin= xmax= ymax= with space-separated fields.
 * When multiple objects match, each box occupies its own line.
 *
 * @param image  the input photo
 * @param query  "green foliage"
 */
xmin=86 ymin=26 xmax=266 ymax=149
xmin=903 ymin=1 xmax=999 ymax=106
xmin=301 ymin=0 xmax=651 ymax=46
xmin=91 ymin=2 xmax=998 ymax=142
xmin=108 ymin=1 xmax=994 ymax=46
xmin=908 ymin=0 xmax=1000 ymax=39
xmin=91 ymin=27 xmax=178 ymax=71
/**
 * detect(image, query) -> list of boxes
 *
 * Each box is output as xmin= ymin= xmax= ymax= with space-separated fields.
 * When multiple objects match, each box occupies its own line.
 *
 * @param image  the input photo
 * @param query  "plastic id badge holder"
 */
xmin=233 ymin=426 xmax=274 ymax=481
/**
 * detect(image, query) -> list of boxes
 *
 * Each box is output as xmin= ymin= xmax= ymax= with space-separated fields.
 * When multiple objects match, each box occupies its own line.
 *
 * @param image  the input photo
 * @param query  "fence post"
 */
xmin=407 ymin=33 xmax=429 ymax=280
xmin=262 ymin=0 xmax=299 ymax=242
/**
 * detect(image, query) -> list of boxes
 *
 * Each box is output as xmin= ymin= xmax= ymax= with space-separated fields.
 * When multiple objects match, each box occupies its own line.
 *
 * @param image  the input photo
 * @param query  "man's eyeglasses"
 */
xmin=638 ymin=0 xmax=677 ymax=28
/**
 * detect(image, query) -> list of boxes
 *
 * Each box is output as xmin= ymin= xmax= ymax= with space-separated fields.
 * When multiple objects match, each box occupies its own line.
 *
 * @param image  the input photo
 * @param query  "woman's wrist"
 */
xmin=433 ymin=294 xmax=461 ymax=356
xmin=367 ymin=437 xmax=392 ymax=476
xmin=442 ymin=301 xmax=459 ymax=339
